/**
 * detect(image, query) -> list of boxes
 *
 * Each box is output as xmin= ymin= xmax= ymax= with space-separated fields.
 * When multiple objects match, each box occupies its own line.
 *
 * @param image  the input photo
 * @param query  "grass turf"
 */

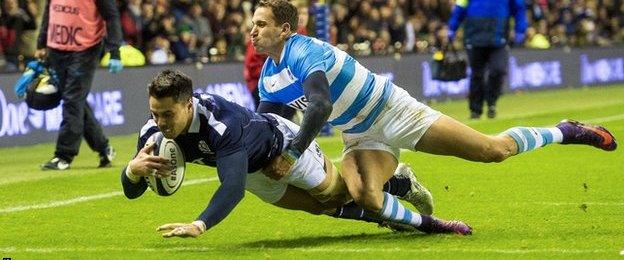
xmin=0 ymin=85 xmax=623 ymax=259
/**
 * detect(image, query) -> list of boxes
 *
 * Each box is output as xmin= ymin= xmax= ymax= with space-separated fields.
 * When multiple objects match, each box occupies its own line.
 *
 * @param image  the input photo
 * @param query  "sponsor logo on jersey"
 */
xmin=198 ymin=140 xmax=212 ymax=154
xmin=263 ymin=68 xmax=298 ymax=93
xmin=287 ymin=95 xmax=308 ymax=110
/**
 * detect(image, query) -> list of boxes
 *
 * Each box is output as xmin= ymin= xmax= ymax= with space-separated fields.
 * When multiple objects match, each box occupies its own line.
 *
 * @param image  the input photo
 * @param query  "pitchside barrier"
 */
xmin=1 ymin=47 xmax=622 ymax=147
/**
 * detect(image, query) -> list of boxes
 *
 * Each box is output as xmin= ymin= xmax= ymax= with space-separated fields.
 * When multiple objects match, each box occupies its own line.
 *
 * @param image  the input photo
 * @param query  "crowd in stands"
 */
xmin=1 ymin=0 xmax=623 ymax=72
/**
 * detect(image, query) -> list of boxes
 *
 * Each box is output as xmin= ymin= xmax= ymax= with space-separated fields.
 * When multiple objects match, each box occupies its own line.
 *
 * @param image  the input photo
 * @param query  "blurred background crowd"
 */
xmin=1 ymin=0 xmax=623 ymax=72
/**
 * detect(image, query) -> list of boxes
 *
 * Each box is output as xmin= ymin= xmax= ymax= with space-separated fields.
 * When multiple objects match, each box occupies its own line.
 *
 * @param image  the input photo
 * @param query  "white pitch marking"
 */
xmin=0 ymin=177 xmax=217 ymax=214
xmin=530 ymin=202 xmax=624 ymax=206
xmin=583 ymin=113 xmax=624 ymax=124
xmin=0 ymin=246 xmax=614 ymax=254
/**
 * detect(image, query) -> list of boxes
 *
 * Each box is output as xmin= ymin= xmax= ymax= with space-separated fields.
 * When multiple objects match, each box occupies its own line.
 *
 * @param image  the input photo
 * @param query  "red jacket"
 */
xmin=243 ymin=40 xmax=267 ymax=92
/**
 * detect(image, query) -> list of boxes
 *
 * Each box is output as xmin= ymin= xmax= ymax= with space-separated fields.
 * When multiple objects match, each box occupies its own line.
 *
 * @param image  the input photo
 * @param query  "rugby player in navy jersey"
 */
xmin=121 ymin=70 xmax=472 ymax=238
xmin=251 ymin=0 xmax=617 ymax=230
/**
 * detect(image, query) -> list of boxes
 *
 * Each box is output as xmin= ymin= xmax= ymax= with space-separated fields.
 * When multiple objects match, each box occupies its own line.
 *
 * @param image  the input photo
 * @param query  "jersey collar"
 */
xmin=188 ymin=97 xmax=201 ymax=134
xmin=273 ymin=33 xmax=297 ymax=66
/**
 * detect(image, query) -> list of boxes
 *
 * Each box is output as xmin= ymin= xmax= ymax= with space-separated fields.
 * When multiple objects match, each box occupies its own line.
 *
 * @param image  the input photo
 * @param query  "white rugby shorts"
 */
xmin=245 ymin=114 xmax=326 ymax=203
xmin=342 ymin=85 xmax=442 ymax=159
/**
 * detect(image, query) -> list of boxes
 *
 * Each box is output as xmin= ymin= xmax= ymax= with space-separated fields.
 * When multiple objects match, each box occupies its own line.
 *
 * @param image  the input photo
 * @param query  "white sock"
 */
xmin=504 ymin=127 xmax=563 ymax=154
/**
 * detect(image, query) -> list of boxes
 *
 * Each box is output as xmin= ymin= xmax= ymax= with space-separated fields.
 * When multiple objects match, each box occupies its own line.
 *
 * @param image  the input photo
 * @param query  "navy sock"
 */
xmin=332 ymin=201 xmax=383 ymax=224
xmin=414 ymin=214 xmax=435 ymax=233
xmin=383 ymin=175 xmax=411 ymax=197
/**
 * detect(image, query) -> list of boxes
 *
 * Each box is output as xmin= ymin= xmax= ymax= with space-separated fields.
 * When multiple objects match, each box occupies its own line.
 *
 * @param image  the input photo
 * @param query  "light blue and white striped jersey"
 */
xmin=258 ymin=34 xmax=393 ymax=134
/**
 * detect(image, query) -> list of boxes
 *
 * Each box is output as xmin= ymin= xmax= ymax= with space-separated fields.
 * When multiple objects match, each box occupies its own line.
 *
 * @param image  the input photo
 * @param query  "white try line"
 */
xmin=0 ymin=177 xmax=217 ymax=214
xmin=0 ymin=246 xmax=617 ymax=255
xmin=530 ymin=201 xmax=624 ymax=206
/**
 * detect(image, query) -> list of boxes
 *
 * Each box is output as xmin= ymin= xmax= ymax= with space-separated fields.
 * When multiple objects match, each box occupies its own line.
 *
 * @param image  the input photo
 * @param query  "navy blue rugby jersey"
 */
xmin=137 ymin=93 xmax=283 ymax=173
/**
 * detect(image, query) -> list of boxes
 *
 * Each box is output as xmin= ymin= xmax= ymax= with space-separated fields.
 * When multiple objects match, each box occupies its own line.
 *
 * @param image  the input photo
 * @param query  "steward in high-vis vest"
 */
xmin=35 ymin=0 xmax=123 ymax=171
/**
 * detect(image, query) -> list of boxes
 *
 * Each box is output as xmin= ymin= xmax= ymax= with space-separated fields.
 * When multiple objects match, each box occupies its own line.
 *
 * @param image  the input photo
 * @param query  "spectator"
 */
xmin=140 ymin=2 xmax=159 ymax=51
xmin=0 ymin=0 xmax=36 ymax=72
xmin=17 ymin=0 xmax=40 ymax=68
xmin=147 ymin=35 xmax=175 ymax=64
xmin=225 ymin=13 xmax=245 ymax=61
xmin=331 ymin=3 xmax=349 ymax=49
xmin=186 ymin=3 xmax=213 ymax=60
xmin=120 ymin=0 xmax=142 ymax=47
xmin=388 ymin=12 xmax=406 ymax=50
xmin=208 ymin=3 xmax=227 ymax=41
xmin=159 ymin=15 xmax=193 ymax=62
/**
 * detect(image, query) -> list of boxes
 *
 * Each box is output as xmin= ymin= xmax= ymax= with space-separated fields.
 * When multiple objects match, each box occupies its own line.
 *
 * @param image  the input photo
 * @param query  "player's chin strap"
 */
xmin=191 ymin=220 xmax=206 ymax=233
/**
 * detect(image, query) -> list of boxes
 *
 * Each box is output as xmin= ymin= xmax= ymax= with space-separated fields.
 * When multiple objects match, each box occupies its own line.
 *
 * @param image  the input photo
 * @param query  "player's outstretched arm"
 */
xmin=158 ymin=149 xmax=248 ymax=238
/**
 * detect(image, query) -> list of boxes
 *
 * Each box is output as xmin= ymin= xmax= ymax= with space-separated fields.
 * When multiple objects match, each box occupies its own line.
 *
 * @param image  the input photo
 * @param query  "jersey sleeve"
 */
xmin=291 ymin=38 xmax=328 ymax=82
xmin=135 ymin=118 xmax=159 ymax=153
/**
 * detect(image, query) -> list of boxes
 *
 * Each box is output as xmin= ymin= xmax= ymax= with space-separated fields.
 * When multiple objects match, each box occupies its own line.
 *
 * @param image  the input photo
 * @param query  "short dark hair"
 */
xmin=148 ymin=69 xmax=193 ymax=102
xmin=257 ymin=0 xmax=298 ymax=32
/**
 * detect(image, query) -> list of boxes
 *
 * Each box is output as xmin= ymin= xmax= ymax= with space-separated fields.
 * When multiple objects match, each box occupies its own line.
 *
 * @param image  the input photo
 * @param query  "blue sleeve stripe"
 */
xmin=344 ymin=80 xmax=392 ymax=134
xmin=329 ymin=73 xmax=374 ymax=126
xmin=323 ymin=51 xmax=337 ymax=75
xmin=328 ymin=56 xmax=355 ymax=102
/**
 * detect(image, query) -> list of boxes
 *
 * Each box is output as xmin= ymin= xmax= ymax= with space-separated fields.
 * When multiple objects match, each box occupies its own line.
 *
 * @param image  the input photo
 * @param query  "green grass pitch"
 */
xmin=1 ymin=85 xmax=623 ymax=259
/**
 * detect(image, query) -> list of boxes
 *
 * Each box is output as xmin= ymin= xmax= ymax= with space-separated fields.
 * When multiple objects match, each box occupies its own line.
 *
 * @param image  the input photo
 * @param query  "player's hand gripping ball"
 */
xmin=145 ymin=132 xmax=186 ymax=196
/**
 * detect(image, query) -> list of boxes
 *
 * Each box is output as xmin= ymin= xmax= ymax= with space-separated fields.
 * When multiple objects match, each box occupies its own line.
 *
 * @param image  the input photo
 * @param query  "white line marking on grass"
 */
xmin=583 ymin=113 xmax=624 ymax=124
xmin=0 ymin=246 xmax=615 ymax=255
xmin=0 ymin=177 xmax=217 ymax=214
xmin=531 ymin=201 xmax=624 ymax=206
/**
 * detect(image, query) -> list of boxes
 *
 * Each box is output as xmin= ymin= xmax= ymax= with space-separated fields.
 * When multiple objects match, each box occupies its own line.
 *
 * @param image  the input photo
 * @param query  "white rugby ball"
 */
xmin=144 ymin=132 xmax=186 ymax=196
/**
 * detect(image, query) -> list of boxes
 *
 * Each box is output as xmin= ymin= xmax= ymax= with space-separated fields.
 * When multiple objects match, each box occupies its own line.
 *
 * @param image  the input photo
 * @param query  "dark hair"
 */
xmin=148 ymin=69 xmax=193 ymax=102
xmin=257 ymin=0 xmax=298 ymax=32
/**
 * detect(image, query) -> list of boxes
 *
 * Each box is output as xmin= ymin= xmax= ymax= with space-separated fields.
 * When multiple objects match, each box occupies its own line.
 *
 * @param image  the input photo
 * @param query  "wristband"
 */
xmin=192 ymin=220 xmax=206 ymax=233
xmin=283 ymin=145 xmax=302 ymax=165
xmin=125 ymin=166 xmax=142 ymax=183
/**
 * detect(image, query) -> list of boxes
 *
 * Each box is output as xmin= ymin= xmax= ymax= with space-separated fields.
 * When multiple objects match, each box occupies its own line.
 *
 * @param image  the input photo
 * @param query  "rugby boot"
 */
xmin=396 ymin=163 xmax=434 ymax=215
xmin=556 ymin=119 xmax=617 ymax=151
xmin=417 ymin=216 xmax=473 ymax=235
